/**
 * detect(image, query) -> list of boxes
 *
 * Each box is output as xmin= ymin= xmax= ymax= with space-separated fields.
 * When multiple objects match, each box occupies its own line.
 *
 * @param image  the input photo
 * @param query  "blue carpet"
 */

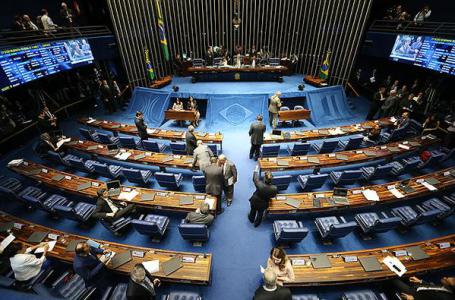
xmin=0 ymin=81 xmax=454 ymax=300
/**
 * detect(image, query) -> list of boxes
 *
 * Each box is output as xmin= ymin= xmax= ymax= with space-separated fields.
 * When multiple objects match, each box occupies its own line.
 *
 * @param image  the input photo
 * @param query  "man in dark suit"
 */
xmin=249 ymin=115 xmax=266 ymax=161
xmin=380 ymin=90 xmax=399 ymax=117
xmin=248 ymin=167 xmax=277 ymax=227
xmin=135 ymin=111 xmax=148 ymax=141
xmin=126 ymin=264 xmax=160 ymax=300
xmin=218 ymin=154 xmax=237 ymax=206
xmin=391 ymin=276 xmax=454 ymax=300
xmin=100 ymin=80 xmax=116 ymax=114
xmin=204 ymin=157 xmax=224 ymax=214
xmin=92 ymin=188 xmax=136 ymax=221
xmin=395 ymin=111 xmax=410 ymax=129
xmin=366 ymin=86 xmax=386 ymax=120
xmin=185 ymin=125 xmax=197 ymax=155
xmin=73 ymin=241 xmax=111 ymax=288
xmin=253 ymin=268 xmax=292 ymax=300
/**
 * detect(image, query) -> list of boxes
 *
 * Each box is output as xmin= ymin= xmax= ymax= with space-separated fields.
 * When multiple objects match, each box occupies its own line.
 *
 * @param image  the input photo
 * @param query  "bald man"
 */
xmin=254 ymin=268 xmax=292 ymax=300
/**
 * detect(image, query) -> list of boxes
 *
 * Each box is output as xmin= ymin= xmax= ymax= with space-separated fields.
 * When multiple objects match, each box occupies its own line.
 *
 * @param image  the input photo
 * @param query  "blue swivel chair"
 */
xmin=161 ymin=291 xmax=202 ymax=300
xmin=132 ymin=214 xmax=170 ymax=240
xmin=122 ymin=168 xmax=152 ymax=185
xmin=260 ymin=144 xmax=281 ymax=157
xmin=380 ymin=126 xmax=408 ymax=143
xmin=422 ymin=198 xmax=454 ymax=220
xmin=361 ymin=164 xmax=394 ymax=181
xmin=79 ymin=128 xmax=100 ymax=142
xmin=272 ymin=175 xmax=292 ymax=191
xmin=47 ymin=151 xmax=71 ymax=166
xmin=392 ymin=205 xmax=441 ymax=227
xmin=104 ymin=283 xmax=128 ymax=300
xmin=208 ymin=144 xmax=219 ymax=156
xmin=354 ymin=212 xmax=401 ymax=235
xmin=342 ymin=290 xmax=387 ymax=300
xmin=418 ymin=151 xmax=445 ymax=169
xmin=118 ymin=136 xmax=140 ymax=149
xmin=192 ymin=175 xmax=206 ymax=192
xmin=33 ymin=272 xmax=96 ymax=300
xmin=170 ymin=142 xmax=187 ymax=155
xmin=41 ymin=194 xmax=72 ymax=214
xmin=142 ymin=140 xmax=166 ymax=153
xmin=292 ymin=295 xmax=320 ymax=300
xmin=155 ymin=172 xmax=183 ymax=189
xmin=329 ymin=170 xmax=363 ymax=185
xmin=97 ymin=132 xmax=120 ymax=145
xmin=297 ymin=174 xmax=328 ymax=190
xmin=92 ymin=161 xmax=122 ymax=179
xmin=0 ymin=177 xmax=23 ymax=200
xmin=389 ymin=156 xmax=421 ymax=176
xmin=65 ymin=156 xmax=96 ymax=173
xmin=287 ymin=142 xmax=310 ymax=156
xmin=54 ymin=201 xmax=96 ymax=223
xmin=273 ymin=220 xmax=309 ymax=244
xmin=315 ymin=216 xmax=357 ymax=242
xmin=18 ymin=186 xmax=47 ymax=207
xmin=312 ymin=140 xmax=339 ymax=154
xmin=100 ymin=216 xmax=133 ymax=236
xmin=178 ymin=219 xmax=209 ymax=244
xmin=338 ymin=136 xmax=364 ymax=151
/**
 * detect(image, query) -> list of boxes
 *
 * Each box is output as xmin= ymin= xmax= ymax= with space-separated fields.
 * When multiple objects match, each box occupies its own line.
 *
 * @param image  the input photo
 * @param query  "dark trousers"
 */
xmin=250 ymin=143 xmax=261 ymax=159
xmin=111 ymin=204 xmax=135 ymax=221
xmin=224 ymin=184 xmax=234 ymax=203
xmin=248 ymin=204 xmax=266 ymax=226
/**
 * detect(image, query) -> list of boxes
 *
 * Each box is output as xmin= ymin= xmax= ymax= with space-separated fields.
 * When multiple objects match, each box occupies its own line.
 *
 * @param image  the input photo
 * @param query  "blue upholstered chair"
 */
xmin=208 ymin=144 xmax=219 ymax=156
xmin=170 ymin=142 xmax=187 ymax=155
xmin=118 ymin=136 xmax=140 ymax=149
xmin=100 ymin=216 xmax=133 ymax=236
xmin=443 ymin=192 xmax=455 ymax=206
xmin=287 ymin=142 xmax=310 ymax=156
xmin=422 ymin=198 xmax=454 ymax=220
xmin=142 ymin=140 xmax=166 ymax=153
xmin=297 ymin=174 xmax=328 ymax=190
xmin=97 ymin=132 xmax=120 ymax=145
xmin=391 ymin=205 xmax=441 ymax=227
xmin=329 ymin=170 xmax=363 ymax=185
xmin=178 ymin=219 xmax=209 ymax=243
xmin=0 ymin=177 xmax=23 ymax=200
xmin=192 ymin=175 xmax=206 ymax=192
xmin=41 ymin=194 xmax=72 ymax=214
xmin=47 ymin=151 xmax=71 ymax=166
xmin=122 ymin=168 xmax=152 ymax=185
xmin=132 ymin=214 xmax=170 ymax=240
xmin=161 ymin=291 xmax=202 ymax=300
xmin=273 ymin=220 xmax=309 ymax=244
xmin=92 ymin=161 xmax=122 ymax=178
xmin=418 ymin=151 xmax=445 ymax=169
xmin=380 ymin=126 xmax=407 ymax=143
xmin=361 ymin=164 xmax=394 ymax=181
xmin=272 ymin=175 xmax=292 ymax=191
xmin=155 ymin=172 xmax=183 ymax=189
xmin=389 ymin=157 xmax=421 ymax=176
xmin=338 ymin=136 xmax=364 ymax=151
xmin=260 ymin=144 xmax=281 ymax=157
xmin=105 ymin=283 xmax=128 ymax=300
xmin=18 ymin=186 xmax=47 ymax=207
xmin=54 ymin=202 xmax=96 ymax=223
xmin=79 ymin=128 xmax=100 ymax=142
xmin=315 ymin=216 xmax=357 ymax=241
xmin=292 ymin=295 xmax=320 ymax=300
xmin=65 ymin=155 xmax=96 ymax=173
xmin=33 ymin=272 xmax=96 ymax=300
xmin=354 ymin=212 xmax=401 ymax=235
xmin=342 ymin=289 xmax=387 ymax=300
xmin=312 ymin=140 xmax=339 ymax=154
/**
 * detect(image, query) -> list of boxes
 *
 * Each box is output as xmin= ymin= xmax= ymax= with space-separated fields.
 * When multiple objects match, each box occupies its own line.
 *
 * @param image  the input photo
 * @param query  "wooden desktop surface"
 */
xmin=164 ymin=110 xmax=197 ymax=122
xmin=268 ymin=167 xmax=455 ymax=214
xmin=278 ymin=109 xmax=311 ymax=121
xmin=187 ymin=66 xmax=288 ymax=74
xmin=79 ymin=118 xmax=223 ymax=145
xmin=259 ymin=135 xmax=438 ymax=172
xmin=0 ymin=212 xmax=212 ymax=285
xmin=9 ymin=160 xmax=217 ymax=213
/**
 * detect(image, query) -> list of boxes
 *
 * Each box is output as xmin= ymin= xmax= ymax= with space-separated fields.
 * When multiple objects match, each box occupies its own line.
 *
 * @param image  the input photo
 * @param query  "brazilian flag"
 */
xmin=154 ymin=0 xmax=170 ymax=61
xmin=144 ymin=49 xmax=155 ymax=80
xmin=319 ymin=51 xmax=330 ymax=80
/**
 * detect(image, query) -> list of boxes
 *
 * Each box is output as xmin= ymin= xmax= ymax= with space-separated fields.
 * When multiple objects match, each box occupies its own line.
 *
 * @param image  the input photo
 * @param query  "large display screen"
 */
xmin=0 ymin=39 xmax=94 ymax=92
xmin=390 ymin=34 xmax=455 ymax=75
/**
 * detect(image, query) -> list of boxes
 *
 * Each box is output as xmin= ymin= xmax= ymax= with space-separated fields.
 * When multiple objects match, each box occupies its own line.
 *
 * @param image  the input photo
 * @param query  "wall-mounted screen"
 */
xmin=390 ymin=34 xmax=455 ymax=75
xmin=0 ymin=38 xmax=94 ymax=92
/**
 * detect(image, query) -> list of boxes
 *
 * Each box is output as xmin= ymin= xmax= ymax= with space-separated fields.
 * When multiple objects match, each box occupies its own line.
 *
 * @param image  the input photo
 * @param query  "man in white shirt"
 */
xmin=41 ymin=9 xmax=57 ymax=31
xmin=7 ymin=242 xmax=50 ymax=281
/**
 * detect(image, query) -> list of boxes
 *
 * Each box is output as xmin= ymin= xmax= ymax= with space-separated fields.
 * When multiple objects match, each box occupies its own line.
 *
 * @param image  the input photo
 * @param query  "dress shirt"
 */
xmin=104 ymin=197 xmax=119 ymax=215
xmin=10 ymin=250 xmax=46 ymax=281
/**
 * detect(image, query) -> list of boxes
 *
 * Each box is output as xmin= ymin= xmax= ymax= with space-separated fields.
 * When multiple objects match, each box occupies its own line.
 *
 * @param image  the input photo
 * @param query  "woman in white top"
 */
xmin=266 ymin=247 xmax=295 ymax=286
xmin=8 ymin=242 xmax=50 ymax=281
xmin=172 ymin=98 xmax=184 ymax=111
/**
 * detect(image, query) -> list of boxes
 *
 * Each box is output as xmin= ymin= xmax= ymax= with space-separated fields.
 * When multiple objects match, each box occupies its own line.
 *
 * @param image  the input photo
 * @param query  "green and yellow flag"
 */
xmin=154 ymin=0 xmax=170 ymax=61
xmin=319 ymin=50 xmax=331 ymax=80
xmin=144 ymin=49 xmax=155 ymax=80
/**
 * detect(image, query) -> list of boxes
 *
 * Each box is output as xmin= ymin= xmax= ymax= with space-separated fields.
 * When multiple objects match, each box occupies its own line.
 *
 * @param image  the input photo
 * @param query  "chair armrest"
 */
xmin=82 ymin=286 xmax=98 ymax=300
xmin=339 ymin=216 xmax=347 ymax=223
xmin=99 ymin=286 xmax=113 ymax=300
xmin=30 ymin=268 xmax=54 ymax=286
xmin=380 ymin=211 xmax=389 ymax=218
xmin=139 ymin=214 xmax=145 ymax=221
xmin=51 ymin=270 xmax=71 ymax=288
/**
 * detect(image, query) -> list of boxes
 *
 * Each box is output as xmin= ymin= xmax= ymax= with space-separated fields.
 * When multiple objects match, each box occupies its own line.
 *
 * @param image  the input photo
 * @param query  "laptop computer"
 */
xmin=141 ymin=192 xmax=156 ymax=201
xmin=332 ymin=188 xmax=348 ymax=203
xmin=77 ymin=182 xmax=92 ymax=192
xmin=106 ymin=180 xmax=121 ymax=197
xmin=336 ymin=154 xmax=349 ymax=161
xmin=424 ymin=177 xmax=440 ymax=185
xmin=134 ymin=153 xmax=146 ymax=160
xmin=406 ymin=246 xmax=429 ymax=261
xmin=285 ymin=199 xmax=302 ymax=209
xmin=27 ymin=231 xmax=48 ymax=243
xmin=162 ymin=156 xmax=174 ymax=163
xmin=52 ymin=174 xmax=65 ymax=182
xmin=308 ymin=157 xmax=320 ymax=164
xmin=359 ymin=256 xmax=382 ymax=272
xmin=107 ymin=144 xmax=119 ymax=154
xmin=162 ymin=257 xmax=183 ymax=276
xmin=277 ymin=160 xmax=290 ymax=166
xmin=179 ymin=195 xmax=194 ymax=205
xmin=310 ymin=254 xmax=332 ymax=269
xmin=111 ymin=251 xmax=132 ymax=269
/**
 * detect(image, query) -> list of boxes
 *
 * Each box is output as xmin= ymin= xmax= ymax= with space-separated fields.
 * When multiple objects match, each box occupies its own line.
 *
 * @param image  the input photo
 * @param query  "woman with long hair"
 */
xmin=266 ymin=247 xmax=295 ymax=285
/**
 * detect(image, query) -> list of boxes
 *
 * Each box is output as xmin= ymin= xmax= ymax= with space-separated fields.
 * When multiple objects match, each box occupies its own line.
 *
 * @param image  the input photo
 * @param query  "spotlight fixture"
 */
xmin=172 ymin=85 xmax=179 ymax=92
xmin=298 ymin=84 xmax=305 ymax=91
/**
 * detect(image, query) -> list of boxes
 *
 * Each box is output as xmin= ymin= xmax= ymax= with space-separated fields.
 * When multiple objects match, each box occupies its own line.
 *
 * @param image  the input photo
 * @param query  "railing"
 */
xmin=369 ymin=20 xmax=455 ymax=37
xmin=0 ymin=25 xmax=112 ymax=47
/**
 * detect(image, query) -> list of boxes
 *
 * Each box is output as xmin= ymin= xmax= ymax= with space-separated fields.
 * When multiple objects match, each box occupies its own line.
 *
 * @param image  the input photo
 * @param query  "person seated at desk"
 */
xmin=364 ymin=124 xmax=382 ymax=144
xmin=389 ymin=276 xmax=454 ymax=300
xmin=253 ymin=268 xmax=292 ymax=300
xmin=6 ymin=242 xmax=51 ymax=282
xmin=394 ymin=111 xmax=410 ymax=130
xmin=266 ymin=247 xmax=295 ymax=286
xmin=423 ymin=113 xmax=445 ymax=137
xmin=73 ymin=241 xmax=112 ymax=288
xmin=126 ymin=263 xmax=161 ymax=300
xmin=185 ymin=202 xmax=214 ymax=226
xmin=92 ymin=188 xmax=136 ymax=222
xmin=187 ymin=96 xmax=200 ymax=127
xmin=34 ymin=132 xmax=68 ymax=158
xmin=172 ymin=98 xmax=184 ymax=126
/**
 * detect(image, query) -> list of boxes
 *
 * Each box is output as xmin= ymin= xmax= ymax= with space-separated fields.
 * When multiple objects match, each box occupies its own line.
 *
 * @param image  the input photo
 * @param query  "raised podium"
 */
xmin=304 ymin=75 xmax=328 ymax=87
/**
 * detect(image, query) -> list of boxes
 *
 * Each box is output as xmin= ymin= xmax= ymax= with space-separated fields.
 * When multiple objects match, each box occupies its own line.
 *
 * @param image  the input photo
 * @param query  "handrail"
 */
xmin=369 ymin=20 xmax=455 ymax=37
xmin=0 ymin=25 xmax=112 ymax=47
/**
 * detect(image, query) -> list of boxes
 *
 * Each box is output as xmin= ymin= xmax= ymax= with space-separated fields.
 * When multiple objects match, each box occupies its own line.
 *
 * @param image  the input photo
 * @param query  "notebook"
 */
xmin=277 ymin=160 xmax=290 ymax=166
xmin=364 ymin=150 xmax=377 ymax=157
xmin=387 ymin=147 xmax=400 ymax=153
xmin=179 ymin=196 xmax=194 ymax=205
xmin=406 ymin=246 xmax=429 ymax=261
xmin=424 ymin=177 xmax=440 ymax=185
xmin=110 ymin=125 xmax=120 ymax=129
xmin=162 ymin=257 xmax=183 ymax=276
xmin=52 ymin=174 xmax=65 ymax=182
xmin=285 ymin=199 xmax=302 ymax=208
xmin=336 ymin=154 xmax=349 ymax=161
xmin=27 ymin=169 xmax=42 ymax=175
xmin=318 ymin=130 xmax=329 ymax=135
xmin=134 ymin=153 xmax=146 ymax=160
xmin=87 ymin=145 xmax=98 ymax=151
xmin=65 ymin=239 xmax=85 ymax=252
xmin=162 ymin=156 xmax=174 ymax=163
xmin=141 ymin=193 xmax=156 ymax=201
xmin=111 ymin=251 xmax=132 ymax=269
xmin=77 ymin=182 xmax=92 ymax=192
xmin=27 ymin=231 xmax=48 ymax=243
xmin=0 ymin=222 xmax=14 ymax=233
xmin=359 ymin=256 xmax=382 ymax=272
xmin=310 ymin=254 xmax=332 ymax=269
xmin=313 ymin=198 xmax=321 ymax=208
xmin=308 ymin=157 xmax=320 ymax=164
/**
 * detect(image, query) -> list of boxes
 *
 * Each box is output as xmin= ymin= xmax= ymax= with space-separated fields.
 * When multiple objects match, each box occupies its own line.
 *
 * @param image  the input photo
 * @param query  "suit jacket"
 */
xmin=100 ymin=84 xmax=113 ymax=100
xmin=249 ymin=121 xmax=266 ymax=145
xmin=396 ymin=117 xmax=409 ymax=129
xmin=126 ymin=277 xmax=156 ymax=300
xmin=192 ymin=145 xmax=214 ymax=171
xmin=268 ymin=96 xmax=281 ymax=114
xmin=135 ymin=117 xmax=148 ymax=140
xmin=185 ymin=211 xmax=214 ymax=226
xmin=381 ymin=95 xmax=398 ymax=110
xmin=253 ymin=286 xmax=292 ymax=300
xmin=222 ymin=159 xmax=238 ymax=186
xmin=92 ymin=196 xmax=120 ymax=219
xmin=204 ymin=163 xmax=224 ymax=196
xmin=249 ymin=172 xmax=278 ymax=210
xmin=185 ymin=131 xmax=197 ymax=155
xmin=73 ymin=247 xmax=105 ymax=286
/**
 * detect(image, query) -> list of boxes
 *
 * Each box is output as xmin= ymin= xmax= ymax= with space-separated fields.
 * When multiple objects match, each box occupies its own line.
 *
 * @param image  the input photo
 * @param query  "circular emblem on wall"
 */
xmin=234 ymin=73 xmax=240 ymax=80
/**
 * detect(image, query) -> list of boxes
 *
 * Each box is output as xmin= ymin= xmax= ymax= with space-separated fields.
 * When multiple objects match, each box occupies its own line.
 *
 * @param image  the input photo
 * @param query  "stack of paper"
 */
xmin=115 ymin=152 xmax=132 ymax=161
xmin=328 ymin=127 xmax=344 ymax=135
xmin=118 ymin=190 xmax=139 ymax=201
xmin=398 ymin=144 xmax=410 ymax=150
xmin=87 ymin=118 xmax=96 ymax=124
xmin=421 ymin=181 xmax=437 ymax=191
xmin=383 ymin=256 xmax=407 ymax=277
xmin=142 ymin=260 xmax=160 ymax=274
xmin=388 ymin=187 xmax=405 ymax=198
xmin=35 ymin=241 xmax=57 ymax=254
xmin=204 ymin=198 xmax=215 ymax=210
xmin=362 ymin=189 xmax=380 ymax=201
xmin=146 ymin=128 xmax=156 ymax=134
xmin=8 ymin=159 xmax=24 ymax=167
xmin=0 ymin=234 xmax=15 ymax=251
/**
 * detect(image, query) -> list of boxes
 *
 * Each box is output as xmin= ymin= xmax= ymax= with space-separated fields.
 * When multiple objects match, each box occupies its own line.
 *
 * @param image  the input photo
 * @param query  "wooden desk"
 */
xmin=304 ymin=75 xmax=328 ymax=87
xmin=187 ymin=66 xmax=288 ymax=82
xmin=150 ymin=75 xmax=172 ymax=89
xmin=264 ymin=118 xmax=394 ymax=144
xmin=268 ymin=167 xmax=455 ymax=214
xmin=164 ymin=110 xmax=197 ymax=122
xmin=79 ymin=118 xmax=223 ymax=148
xmin=65 ymin=139 xmax=195 ymax=171
xmin=8 ymin=160 xmax=217 ymax=213
xmin=259 ymin=135 xmax=438 ymax=173
xmin=0 ymin=212 xmax=212 ymax=285
xmin=278 ymin=109 xmax=311 ymax=121
xmin=286 ymin=234 xmax=455 ymax=286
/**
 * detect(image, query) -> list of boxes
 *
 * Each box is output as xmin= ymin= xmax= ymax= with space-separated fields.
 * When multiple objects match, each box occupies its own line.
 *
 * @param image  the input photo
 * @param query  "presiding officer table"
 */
xmin=187 ymin=66 xmax=288 ymax=82
xmin=0 ymin=212 xmax=212 ymax=285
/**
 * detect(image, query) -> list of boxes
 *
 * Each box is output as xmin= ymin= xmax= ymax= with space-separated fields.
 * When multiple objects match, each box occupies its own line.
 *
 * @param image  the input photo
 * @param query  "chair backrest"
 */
xmin=262 ymin=144 xmax=280 ymax=156
xmin=47 ymin=151 xmax=65 ymax=163
xmin=343 ymin=136 xmax=363 ymax=150
xmin=416 ymin=208 xmax=441 ymax=225
xmin=66 ymin=157 xmax=86 ymax=169
xmin=192 ymin=176 xmax=206 ymax=192
xmin=54 ymin=204 xmax=79 ymax=221
xmin=98 ymin=132 xmax=113 ymax=144
xmin=119 ymin=136 xmax=136 ymax=148
xmin=402 ymin=157 xmax=421 ymax=171
xmin=292 ymin=143 xmax=310 ymax=155
xmin=280 ymin=106 xmax=290 ymax=111
xmin=294 ymin=105 xmax=304 ymax=110
xmin=122 ymin=168 xmax=143 ymax=180
xmin=92 ymin=161 xmax=110 ymax=177
xmin=279 ymin=227 xmax=309 ymax=242
xmin=155 ymin=172 xmax=177 ymax=183
xmin=306 ymin=174 xmax=329 ymax=189
xmin=58 ymin=274 xmax=87 ymax=299
xmin=178 ymin=222 xmax=209 ymax=241
xmin=342 ymin=290 xmax=378 ymax=300
xmin=272 ymin=175 xmax=292 ymax=191
xmin=132 ymin=219 xmax=160 ymax=235
xmin=372 ymin=216 xmax=401 ymax=233
xmin=407 ymin=119 xmax=423 ymax=135
xmin=319 ymin=140 xmax=339 ymax=152
xmin=108 ymin=283 xmax=128 ymax=300
xmin=338 ymin=170 xmax=363 ymax=181
xmin=329 ymin=221 xmax=357 ymax=237
xmin=79 ymin=128 xmax=93 ymax=140
xmin=419 ymin=152 xmax=445 ymax=168
xmin=0 ymin=178 xmax=22 ymax=199
xmin=208 ymin=144 xmax=218 ymax=155
xmin=371 ymin=164 xmax=394 ymax=178
xmin=170 ymin=142 xmax=186 ymax=154
xmin=142 ymin=140 xmax=160 ymax=152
